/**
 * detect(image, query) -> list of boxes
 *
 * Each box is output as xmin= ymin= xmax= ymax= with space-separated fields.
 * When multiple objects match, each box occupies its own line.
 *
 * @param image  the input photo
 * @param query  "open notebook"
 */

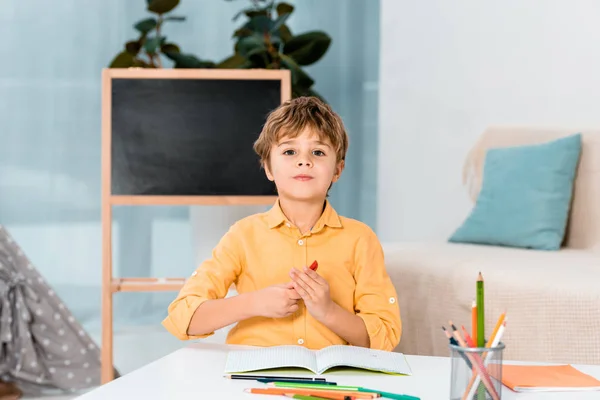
xmin=224 ymin=345 xmax=412 ymax=375
xmin=502 ymin=365 xmax=600 ymax=392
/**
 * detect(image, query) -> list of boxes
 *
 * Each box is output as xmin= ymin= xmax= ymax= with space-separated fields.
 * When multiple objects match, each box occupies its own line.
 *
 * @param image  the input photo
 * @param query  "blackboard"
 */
xmin=109 ymin=74 xmax=286 ymax=196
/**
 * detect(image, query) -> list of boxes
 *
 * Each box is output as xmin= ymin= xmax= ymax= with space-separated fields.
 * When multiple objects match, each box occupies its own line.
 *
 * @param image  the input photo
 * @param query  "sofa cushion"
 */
xmin=450 ymin=134 xmax=582 ymax=250
xmin=462 ymin=126 xmax=600 ymax=252
xmin=383 ymin=241 xmax=600 ymax=364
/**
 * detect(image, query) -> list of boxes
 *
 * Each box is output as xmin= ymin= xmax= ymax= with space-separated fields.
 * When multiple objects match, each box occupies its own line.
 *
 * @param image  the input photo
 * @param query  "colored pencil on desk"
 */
xmin=476 ymin=272 xmax=485 ymax=347
xmin=269 ymin=382 xmax=360 ymax=391
xmin=450 ymin=323 xmax=500 ymax=400
xmin=476 ymin=272 xmax=486 ymax=400
xmin=259 ymin=379 xmax=337 ymax=385
xmin=284 ymin=394 xmax=344 ymax=400
xmin=270 ymin=382 xmax=421 ymax=400
xmin=244 ymin=387 xmax=376 ymax=399
xmin=226 ymin=374 xmax=326 ymax=382
xmin=471 ymin=300 xmax=477 ymax=345
xmin=442 ymin=326 xmax=472 ymax=369
xmin=487 ymin=311 xmax=506 ymax=350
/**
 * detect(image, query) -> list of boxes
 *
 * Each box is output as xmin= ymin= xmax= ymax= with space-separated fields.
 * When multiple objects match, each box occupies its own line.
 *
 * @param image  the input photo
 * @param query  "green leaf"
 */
xmin=246 ymin=9 xmax=269 ymax=18
xmin=125 ymin=40 xmax=142 ymax=55
xmin=280 ymin=54 xmax=314 ymax=88
xmin=235 ymin=34 xmax=266 ymax=57
xmin=283 ymin=31 xmax=331 ymax=66
xmin=134 ymin=18 xmax=157 ymax=34
xmin=147 ymin=0 xmax=180 ymax=14
xmin=161 ymin=42 xmax=180 ymax=54
xmin=270 ymin=13 xmax=290 ymax=33
xmin=246 ymin=47 xmax=271 ymax=68
xmin=166 ymin=52 xmax=215 ymax=68
xmin=164 ymin=15 xmax=186 ymax=22
xmin=278 ymin=24 xmax=293 ymax=43
xmin=132 ymin=58 xmax=153 ymax=68
xmin=216 ymin=53 xmax=248 ymax=69
xmin=245 ymin=15 xmax=273 ymax=33
xmin=144 ymin=36 xmax=163 ymax=54
xmin=109 ymin=51 xmax=136 ymax=68
xmin=276 ymin=2 xmax=294 ymax=16
xmin=233 ymin=27 xmax=254 ymax=38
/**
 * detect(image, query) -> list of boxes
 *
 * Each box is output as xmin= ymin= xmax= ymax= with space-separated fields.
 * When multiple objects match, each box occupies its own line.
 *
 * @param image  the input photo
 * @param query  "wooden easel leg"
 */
xmin=101 ymin=276 xmax=113 ymax=383
xmin=101 ymin=203 xmax=114 ymax=383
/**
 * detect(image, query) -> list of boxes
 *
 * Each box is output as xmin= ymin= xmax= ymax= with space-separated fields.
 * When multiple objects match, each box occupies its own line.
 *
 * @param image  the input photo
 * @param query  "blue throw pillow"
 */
xmin=449 ymin=133 xmax=582 ymax=250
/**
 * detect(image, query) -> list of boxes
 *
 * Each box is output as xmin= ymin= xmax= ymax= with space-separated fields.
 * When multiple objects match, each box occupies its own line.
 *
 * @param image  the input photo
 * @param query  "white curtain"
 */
xmin=0 ymin=0 xmax=380 ymax=334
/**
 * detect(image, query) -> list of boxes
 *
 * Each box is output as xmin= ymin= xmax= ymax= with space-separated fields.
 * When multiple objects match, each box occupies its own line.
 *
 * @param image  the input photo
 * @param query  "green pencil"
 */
xmin=270 ymin=382 xmax=420 ymax=400
xmin=476 ymin=272 xmax=485 ymax=400
xmin=476 ymin=271 xmax=485 ymax=347
xmin=270 ymin=382 xmax=358 ymax=391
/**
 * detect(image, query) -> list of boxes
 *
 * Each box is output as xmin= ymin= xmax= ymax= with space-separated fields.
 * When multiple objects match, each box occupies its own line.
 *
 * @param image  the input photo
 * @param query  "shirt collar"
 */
xmin=266 ymin=199 xmax=343 ymax=230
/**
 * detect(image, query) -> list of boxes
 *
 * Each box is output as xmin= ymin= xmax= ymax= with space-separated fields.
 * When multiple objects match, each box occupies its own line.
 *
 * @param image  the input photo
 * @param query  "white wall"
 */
xmin=377 ymin=0 xmax=600 ymax=242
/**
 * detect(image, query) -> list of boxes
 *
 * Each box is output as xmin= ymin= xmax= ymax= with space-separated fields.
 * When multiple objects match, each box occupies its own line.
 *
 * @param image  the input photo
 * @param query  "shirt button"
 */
xmin=285 ymin=223 xmax=291 ymax=227
xmin=389 ymin=297 xmax=396 ymax=304
xmin=297 ymin=239 xmax=304 ymax=246
xmin=297 ymin=338 xmax=304 ymax=345
xmin=191 ymin=271 xmax=197 ymax=277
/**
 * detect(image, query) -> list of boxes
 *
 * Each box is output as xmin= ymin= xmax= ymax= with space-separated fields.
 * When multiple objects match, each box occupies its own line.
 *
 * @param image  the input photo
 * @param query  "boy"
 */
xmin=162 ymin=97 xmax=401 ymax=351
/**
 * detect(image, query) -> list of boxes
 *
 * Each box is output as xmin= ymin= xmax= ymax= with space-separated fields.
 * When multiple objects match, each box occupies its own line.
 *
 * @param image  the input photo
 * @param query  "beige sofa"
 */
xmin=384 ymin=126 xmax=600 ymax=365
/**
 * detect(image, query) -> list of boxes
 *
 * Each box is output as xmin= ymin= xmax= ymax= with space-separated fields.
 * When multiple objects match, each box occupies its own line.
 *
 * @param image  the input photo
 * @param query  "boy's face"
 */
xmin=264 ymin=128 xmax=344 ymax=202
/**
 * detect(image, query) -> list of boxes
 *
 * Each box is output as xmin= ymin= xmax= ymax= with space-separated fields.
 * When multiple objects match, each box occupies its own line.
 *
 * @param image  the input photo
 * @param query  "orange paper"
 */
xmin=502 ymin=364 xmax=600 ymax=392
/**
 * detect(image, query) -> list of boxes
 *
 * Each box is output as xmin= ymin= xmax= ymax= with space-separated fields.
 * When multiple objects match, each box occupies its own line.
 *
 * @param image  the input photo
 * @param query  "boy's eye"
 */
xmin=313 ymin=150 xmax=325 ymax=156
xmin=283 ymin=149 xmax=296 ymax=155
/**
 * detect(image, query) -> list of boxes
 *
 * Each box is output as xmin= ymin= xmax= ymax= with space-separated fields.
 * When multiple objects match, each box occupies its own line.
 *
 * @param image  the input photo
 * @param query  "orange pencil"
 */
xmin=245 ymin=387 xmax=376 ymax=399
xmin=471 ymin=300 xmax=477 ymax=345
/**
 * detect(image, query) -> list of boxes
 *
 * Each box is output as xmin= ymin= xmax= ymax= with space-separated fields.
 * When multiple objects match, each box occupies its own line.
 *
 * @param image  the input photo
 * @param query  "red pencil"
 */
xmin=309 ymin=260 xmax=318 ymax=271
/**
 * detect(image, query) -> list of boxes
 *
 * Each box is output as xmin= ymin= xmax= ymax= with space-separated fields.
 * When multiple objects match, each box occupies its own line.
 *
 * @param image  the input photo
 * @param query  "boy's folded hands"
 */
xmin=252 ymin=282 xmax=301 ymax=319
xmin=289 ymin=267 xmax=334 ymax=322
xmin=249 ymin=266 xmax=335 ymax=323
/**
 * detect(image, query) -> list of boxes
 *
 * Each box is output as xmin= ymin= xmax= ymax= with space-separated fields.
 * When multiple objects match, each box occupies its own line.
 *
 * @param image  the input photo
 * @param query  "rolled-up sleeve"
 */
xmin=162 ymin=223 xmax=243 ymax=340
xmin=353 ymin=228 xmax=402 ymax=351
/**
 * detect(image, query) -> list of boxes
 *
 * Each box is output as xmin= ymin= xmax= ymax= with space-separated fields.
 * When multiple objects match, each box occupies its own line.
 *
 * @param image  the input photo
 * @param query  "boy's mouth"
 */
xmin=293 ymin=174 xmax=314 ymax=181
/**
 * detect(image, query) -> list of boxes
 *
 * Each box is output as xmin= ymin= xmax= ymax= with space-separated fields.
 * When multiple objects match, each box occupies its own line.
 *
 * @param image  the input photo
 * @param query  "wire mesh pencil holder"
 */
xmin=449 ymin=342 xmax=505 ymax=400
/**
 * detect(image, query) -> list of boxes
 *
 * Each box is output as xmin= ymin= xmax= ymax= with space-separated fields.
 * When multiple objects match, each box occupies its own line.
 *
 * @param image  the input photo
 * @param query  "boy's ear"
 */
xmin=332 ymin=160 xmax=345 ymax=183
xmin=264 ymin=161 xmax=274 ymax=181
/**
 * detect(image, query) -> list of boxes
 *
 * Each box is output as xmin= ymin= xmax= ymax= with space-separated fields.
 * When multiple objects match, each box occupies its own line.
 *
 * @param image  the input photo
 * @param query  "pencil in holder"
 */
xmin=449 ymin=342 xmax=505 ymax=400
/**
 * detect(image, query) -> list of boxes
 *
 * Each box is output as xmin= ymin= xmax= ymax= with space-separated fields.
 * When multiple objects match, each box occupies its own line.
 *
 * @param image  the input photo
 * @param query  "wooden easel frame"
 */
xmin=100 ymin=68 xmax=291 ymax=383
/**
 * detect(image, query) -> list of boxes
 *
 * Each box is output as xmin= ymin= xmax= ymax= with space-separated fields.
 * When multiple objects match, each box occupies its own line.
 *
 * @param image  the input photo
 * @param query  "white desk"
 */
xmin=77 ymin=342 xmax=600 ymax=400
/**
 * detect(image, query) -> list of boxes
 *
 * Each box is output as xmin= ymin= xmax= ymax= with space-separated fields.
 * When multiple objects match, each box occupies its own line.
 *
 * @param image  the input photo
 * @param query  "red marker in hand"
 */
xmin=309 ymin=260 xmax=318 ymax=271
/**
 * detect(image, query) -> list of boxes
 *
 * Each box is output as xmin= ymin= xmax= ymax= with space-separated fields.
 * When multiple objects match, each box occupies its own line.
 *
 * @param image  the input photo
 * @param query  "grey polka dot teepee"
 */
xmin=0 ymin=225 xmax=119 ymax=396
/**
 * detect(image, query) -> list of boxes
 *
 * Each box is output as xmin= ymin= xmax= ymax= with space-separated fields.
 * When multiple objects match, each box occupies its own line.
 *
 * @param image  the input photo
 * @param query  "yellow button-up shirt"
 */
xmin=162 ymin=200 xmax=402 ymax=351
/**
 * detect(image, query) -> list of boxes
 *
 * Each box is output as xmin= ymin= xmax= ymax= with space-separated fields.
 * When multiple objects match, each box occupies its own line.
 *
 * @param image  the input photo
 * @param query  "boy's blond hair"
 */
xmin=253 ymin=96 xmax=349 ymax=169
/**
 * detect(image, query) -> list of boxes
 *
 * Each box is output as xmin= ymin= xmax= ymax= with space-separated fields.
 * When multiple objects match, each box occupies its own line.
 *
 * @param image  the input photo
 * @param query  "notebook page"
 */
xmin=315 ymin=345 xmax=412 ymax=375
xmin=224 ymin=345 xmax=318 ymax=374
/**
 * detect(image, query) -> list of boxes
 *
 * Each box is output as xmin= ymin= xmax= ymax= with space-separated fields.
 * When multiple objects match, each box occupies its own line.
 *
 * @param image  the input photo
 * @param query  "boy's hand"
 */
xmin=252 ymin=283 xmax=301 ymax=318
xmin=289 ymin=266 xmax=334 ymax=322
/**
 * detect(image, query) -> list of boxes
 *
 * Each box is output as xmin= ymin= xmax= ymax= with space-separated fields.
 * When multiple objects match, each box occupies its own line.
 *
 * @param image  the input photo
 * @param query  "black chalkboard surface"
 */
xmin=110 ymin=76 xmax=283 ymax=196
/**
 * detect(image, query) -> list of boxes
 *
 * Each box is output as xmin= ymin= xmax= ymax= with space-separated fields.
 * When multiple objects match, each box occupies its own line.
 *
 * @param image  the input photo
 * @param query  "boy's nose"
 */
xmin=297 ymin=159 xmax=312 ymax=167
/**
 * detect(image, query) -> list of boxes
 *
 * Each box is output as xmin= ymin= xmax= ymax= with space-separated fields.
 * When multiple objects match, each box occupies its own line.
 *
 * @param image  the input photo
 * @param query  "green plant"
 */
xmin=108 ymin=0 xmax=215 ymax=68
xmin=219 ymin=0 xmax=332 ymax=100
xmin=108 ymin=0 xmax=332 ymax=101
